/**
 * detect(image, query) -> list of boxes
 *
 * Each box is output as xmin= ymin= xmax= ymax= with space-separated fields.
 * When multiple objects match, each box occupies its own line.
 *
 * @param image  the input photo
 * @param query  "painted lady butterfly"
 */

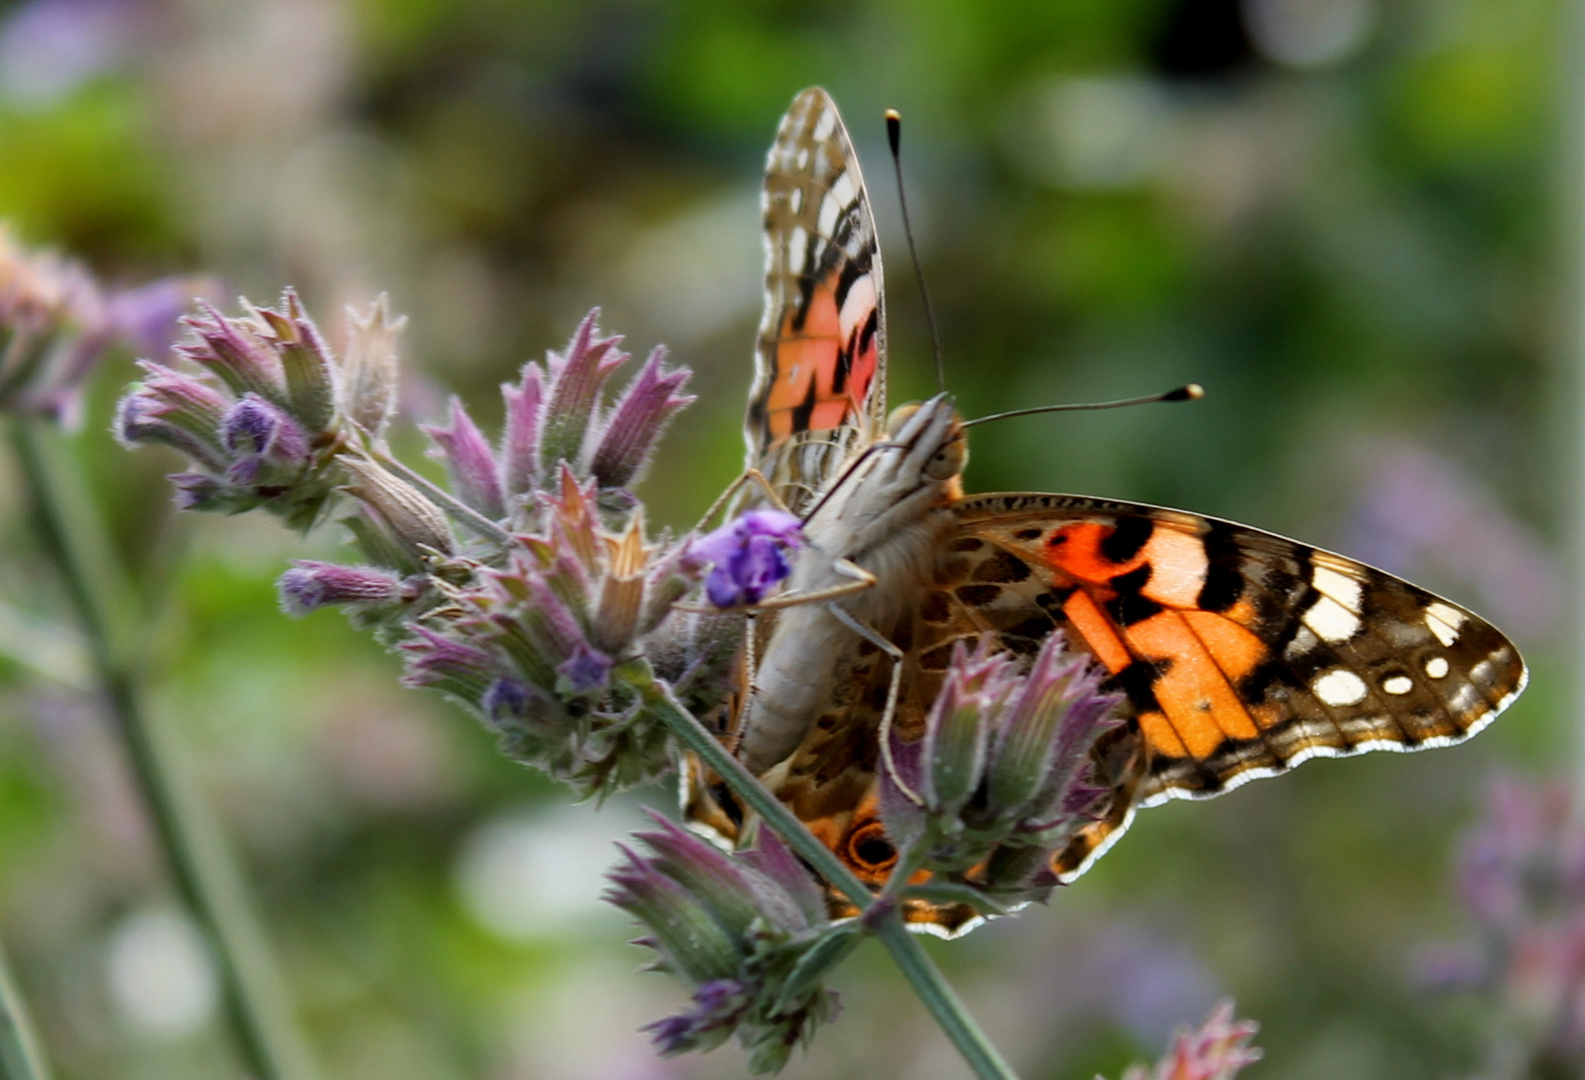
xmin=685 ymin=87 xmax=1528 ymax=936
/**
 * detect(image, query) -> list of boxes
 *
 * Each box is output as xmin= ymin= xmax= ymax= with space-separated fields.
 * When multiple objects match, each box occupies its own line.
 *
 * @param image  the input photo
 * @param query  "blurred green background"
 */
xmin=0 ymin=0 xmax=1571 ymax=1076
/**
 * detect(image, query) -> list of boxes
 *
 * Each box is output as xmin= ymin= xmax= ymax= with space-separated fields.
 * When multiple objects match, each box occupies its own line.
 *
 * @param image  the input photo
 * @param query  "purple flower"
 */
xmin=278 ymin=561 xmax=405 ymax=615
xmin=877 ymin=633 xmax=1119 ymax=905
xmin=423 ymin=397 xmax=505 ymax=519
xmin=105 ymin=276 xmax=219 ymax=358
xmin=606 ymin=815 xmax=842 ymax=1071
xmin=178 ymin=300 xmax=285 ymax=404
xmin=556 ymin=642 xmax=612 ymax=695
xmin=538 ymin=308 xmax=628 ymax=474
xmin=696 ymin=509 xmax=804 ymax=608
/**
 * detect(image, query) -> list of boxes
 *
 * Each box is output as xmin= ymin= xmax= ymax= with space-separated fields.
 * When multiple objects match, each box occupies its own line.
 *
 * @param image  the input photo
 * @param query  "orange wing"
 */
xmin=746 ymin=87 xmax=887 ymax=515
xmin=954 ymin=493 xmax=1528 ymax=877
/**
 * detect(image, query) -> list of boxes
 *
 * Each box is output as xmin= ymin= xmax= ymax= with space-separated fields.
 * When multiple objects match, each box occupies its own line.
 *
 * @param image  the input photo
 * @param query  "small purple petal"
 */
xmin=556 ymin=642 xmax=611 ymax=694
xmin=697 ymin=510 xmax=804 ymax=609
xmin=423 ymin=396 xmax=505 ymax=519
xmin=221 ymin=393 xmax=310 ymax=467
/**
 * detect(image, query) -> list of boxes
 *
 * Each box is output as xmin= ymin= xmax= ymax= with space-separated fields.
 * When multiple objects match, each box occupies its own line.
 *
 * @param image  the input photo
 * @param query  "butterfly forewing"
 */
xmin=747 ymin=86 xmax=887 ymax=516
xmin=953 ymin=494 xmax=1527 ymax=865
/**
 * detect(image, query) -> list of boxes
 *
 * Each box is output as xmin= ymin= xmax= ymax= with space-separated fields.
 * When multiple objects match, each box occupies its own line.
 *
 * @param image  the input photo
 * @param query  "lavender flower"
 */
xmin=277 ymin=561 xmax=408 ymax=616
xmin=0 ymin=224 xmax=209 ymax=424
xmin=879 ymin=633 xmax=1119 ymax=908
xmin=1105 ymin=1001 xmax=1262 ymax=1080
xmin=606 ymin=814 xmax=846 ymax=1074
xmin=589 ymin=345 xmax=695 ymax=489
xmin=423 ymin=397 xmax=505 ymax=520
xmin=1425 ymin=777 xmax=1585 ymax=1074
xmin=696 ymin=509 xmax=804 ymax=608
xmin=396 ymin=469 xmax=710 ymax=795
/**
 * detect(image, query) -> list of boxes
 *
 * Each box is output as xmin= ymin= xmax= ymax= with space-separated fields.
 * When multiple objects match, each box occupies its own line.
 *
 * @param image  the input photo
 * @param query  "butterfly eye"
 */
xmin=925 ymin=431 xmax=967 ymax=481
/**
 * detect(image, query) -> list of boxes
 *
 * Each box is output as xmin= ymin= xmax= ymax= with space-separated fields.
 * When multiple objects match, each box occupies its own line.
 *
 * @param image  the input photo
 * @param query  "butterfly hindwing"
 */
xmin=747 ymin=86 xmax=887 ymax=516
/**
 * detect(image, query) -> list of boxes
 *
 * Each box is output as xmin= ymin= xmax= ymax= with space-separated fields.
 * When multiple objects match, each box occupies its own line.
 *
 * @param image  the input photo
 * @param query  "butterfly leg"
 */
xmin=825 ymin=602 xmax=923 ymax=807
xmin=690 ymin=468 xmax=794 ymax=532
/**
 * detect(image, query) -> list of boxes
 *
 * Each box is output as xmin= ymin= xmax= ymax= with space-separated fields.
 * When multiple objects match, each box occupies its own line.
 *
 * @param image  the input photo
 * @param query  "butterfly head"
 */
xmin=886 ymin=395 xmax=967 ymax=486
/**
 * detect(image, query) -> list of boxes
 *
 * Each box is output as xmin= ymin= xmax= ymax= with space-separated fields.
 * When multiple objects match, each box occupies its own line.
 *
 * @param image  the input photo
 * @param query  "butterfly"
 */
xmin=683 ymin=86 xmax=1528 ymax=937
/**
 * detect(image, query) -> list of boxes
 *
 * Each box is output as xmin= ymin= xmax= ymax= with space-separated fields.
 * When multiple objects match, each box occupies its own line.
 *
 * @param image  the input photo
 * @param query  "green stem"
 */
xmin=0 ymin=937 xmax=52 ymax=1080
xmin=9 ymin=418 xmax=318 ymax=1080
xmin=651 ymin=684 xmax=1021 ymax=1080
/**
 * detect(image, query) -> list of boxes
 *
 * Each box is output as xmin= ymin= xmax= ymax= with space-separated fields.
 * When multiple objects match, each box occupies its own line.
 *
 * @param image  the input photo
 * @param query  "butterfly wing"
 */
xmin=746 ymin=86 xmax=887 ymax=515
xmin=952 ymin=493 xmax=1528 ymax=877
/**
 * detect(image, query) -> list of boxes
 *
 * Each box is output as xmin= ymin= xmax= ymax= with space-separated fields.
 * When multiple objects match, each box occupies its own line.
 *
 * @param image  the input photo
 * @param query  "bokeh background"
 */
xmin=0 ymin=0 xmax=1573 ymax=1077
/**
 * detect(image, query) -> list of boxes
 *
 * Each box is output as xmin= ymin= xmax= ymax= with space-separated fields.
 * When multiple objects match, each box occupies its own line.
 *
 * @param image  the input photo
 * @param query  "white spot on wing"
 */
xmin=1424 ymin=602 xmax=1464 ymax=647
xmin=817 ymin=190 xmax=840 ymax=237
xmin=838 ymin=274 xmax=876 ymax=339
xmin=1313 ymin=668 xmax=1367 ymax=706
xmin=1303 ymin=596 xmax=1361 ymax=643
xmin=1312 ymin=564 xmax=1363 ymax=611
xmin=829 ymin=171 xmax=857 ymax=213
xmin=1383 ymin=675 xmax=1413 ymax=695
xmin=1425 ymin=656 xmax=1449 ymax=679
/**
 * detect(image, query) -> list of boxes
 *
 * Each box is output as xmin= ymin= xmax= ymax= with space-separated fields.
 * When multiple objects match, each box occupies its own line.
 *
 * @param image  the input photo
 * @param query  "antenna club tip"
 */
xmin=1165 ymin=383 xmax=1205 ymax=402
xmin=885 ymin=109 xmax=901 ymax=154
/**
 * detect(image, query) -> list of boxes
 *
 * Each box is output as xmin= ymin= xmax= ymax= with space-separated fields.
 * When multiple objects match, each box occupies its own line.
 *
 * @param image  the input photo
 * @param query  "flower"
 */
xmin=878 ymin=633 xmax=1120 ymax=907
xmin=277 ymin=561 xmax=409 ymax=616
xmin=0 ymin=223 xmax=212 ymax=424
xmin=606 ymin=813 xmax=845 ymax=1074
xmin=696 ymin=509 xmax=804 ymax=608
xmin=1424 ymin=776 xmax=1585 ymax=1072
xmin=394 ymin=468 xmax=713 ymax=796
xmin=1105 ymin=1001 xmax=1262 ymax=1080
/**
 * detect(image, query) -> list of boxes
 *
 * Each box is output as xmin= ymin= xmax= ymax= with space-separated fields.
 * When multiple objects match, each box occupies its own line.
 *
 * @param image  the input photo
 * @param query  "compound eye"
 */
xmin=924 ymin=432 xmax=967 ymax=480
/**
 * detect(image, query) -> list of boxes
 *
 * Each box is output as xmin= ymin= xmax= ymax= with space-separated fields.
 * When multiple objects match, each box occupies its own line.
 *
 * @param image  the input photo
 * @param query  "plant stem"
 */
xmin=651 ymin=684 xmax=1021 ymax=1080
xmin=9 ymin=418 xmax=318 ymax=1080
xmin=0 ymin=937 xmax=52 ymax=1080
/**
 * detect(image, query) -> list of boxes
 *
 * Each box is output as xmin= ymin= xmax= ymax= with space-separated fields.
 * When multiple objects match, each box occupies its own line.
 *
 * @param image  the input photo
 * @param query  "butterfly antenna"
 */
xmin=962 ymin=384 xmax=1205 ymax=428
xmin=886 ymin=108 xmax=945 ymax=394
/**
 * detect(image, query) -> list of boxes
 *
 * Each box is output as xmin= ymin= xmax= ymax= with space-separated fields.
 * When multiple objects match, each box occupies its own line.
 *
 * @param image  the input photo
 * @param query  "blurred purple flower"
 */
xmin=696 ymin=509 xmax=803 ymax=608
xmin=1420 ymin=776 xmax=1585 ymax=1074
xmin=105 ymin=276 xmax=219 ymax=358
xmin=0 ymin=0 xmax=146 ymax=105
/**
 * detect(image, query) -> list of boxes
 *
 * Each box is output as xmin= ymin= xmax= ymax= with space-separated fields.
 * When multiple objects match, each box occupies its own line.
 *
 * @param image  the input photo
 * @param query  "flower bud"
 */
xmin=606 ymin=817 xmax=844 ymax=1072
xmin=423 ymin=397 xmax=505 ymax=519
xmin=179 ymin=300 xmax=285 ymax=404
xmin=256 ymin=288 xmax=337 ymax=432
xmin=499 ymin=362 xmax=543 ymax=503
xmin=340 ymin=294 xmax=403 ymax=436
xmin=538 ymin=309 xmax=626 ymax=475
xmin=341 ymin=456 xmax=456 ymax=561
xmin=277 ymin=561 xmax=405 ymax=615
xmin=589 ymin=345 xmax=694 ymax=490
